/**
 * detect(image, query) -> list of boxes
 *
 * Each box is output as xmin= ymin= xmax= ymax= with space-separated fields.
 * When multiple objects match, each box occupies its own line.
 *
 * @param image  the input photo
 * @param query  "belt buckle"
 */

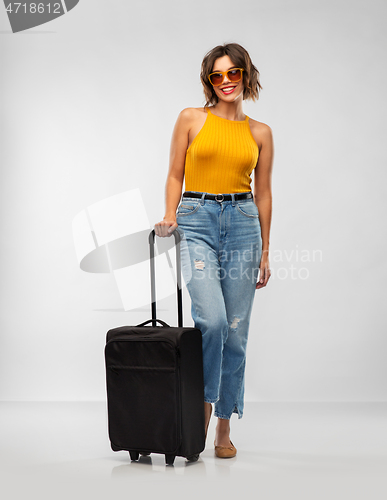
xmin=215 ymin=193 xmax=224 ymax=202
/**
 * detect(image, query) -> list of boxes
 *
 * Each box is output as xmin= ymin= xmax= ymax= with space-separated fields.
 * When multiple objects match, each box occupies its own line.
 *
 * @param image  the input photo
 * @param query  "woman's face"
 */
xmin=210 ymin=55 xmax=244 ymax=104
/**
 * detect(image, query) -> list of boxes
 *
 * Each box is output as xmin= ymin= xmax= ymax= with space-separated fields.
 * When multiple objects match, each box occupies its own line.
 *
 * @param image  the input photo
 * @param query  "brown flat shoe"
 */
xmin=214 ymin=440 xmax=237 ymax=458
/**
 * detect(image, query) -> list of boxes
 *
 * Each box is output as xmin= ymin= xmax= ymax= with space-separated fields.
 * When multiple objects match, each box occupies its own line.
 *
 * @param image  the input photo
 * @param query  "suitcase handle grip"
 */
xmin=136 ymin=318 xmax=170 ymax=328
xmin=148 ymin=229 xmax=183 ymax=328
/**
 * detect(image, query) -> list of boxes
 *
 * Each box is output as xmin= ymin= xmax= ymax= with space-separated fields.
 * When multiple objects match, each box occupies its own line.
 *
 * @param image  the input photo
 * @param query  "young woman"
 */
xmin=155 ymin=43 xmax=273 ymax=458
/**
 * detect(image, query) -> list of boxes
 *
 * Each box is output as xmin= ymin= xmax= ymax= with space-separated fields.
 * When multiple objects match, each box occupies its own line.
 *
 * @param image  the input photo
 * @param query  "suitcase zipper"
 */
xmin=108 ymin=365 xmax=176 ymax=374
xmin=105 ymin=336 xmax=180 ymax=348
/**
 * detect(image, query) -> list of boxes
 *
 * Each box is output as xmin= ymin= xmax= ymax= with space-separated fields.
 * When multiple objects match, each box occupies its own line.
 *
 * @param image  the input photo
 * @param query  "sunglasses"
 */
xmin=208 ymin=68 xmax=244 ymax=86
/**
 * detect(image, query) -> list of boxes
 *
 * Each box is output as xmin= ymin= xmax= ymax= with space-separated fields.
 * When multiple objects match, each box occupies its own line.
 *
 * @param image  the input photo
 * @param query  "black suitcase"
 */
xmin=105 ymin=229 xmax=205 ymax=465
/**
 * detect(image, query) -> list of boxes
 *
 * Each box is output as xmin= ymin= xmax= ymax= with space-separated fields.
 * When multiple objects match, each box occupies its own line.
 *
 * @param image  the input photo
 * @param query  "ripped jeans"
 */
xmin=176 ymin=192 xmax=262 ymax=419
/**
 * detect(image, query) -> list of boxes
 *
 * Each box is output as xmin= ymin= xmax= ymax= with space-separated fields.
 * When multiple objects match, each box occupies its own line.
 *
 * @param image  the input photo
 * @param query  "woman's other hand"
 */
xmin=154 ymin=219 xmax=178 ymax=237
xmin=256 ymin=251 xmax=271 ymax=289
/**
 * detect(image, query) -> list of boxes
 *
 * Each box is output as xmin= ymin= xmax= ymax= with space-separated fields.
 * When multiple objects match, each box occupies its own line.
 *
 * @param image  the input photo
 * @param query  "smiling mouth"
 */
xmin=220 ymin=86 xmax=237 ymax=94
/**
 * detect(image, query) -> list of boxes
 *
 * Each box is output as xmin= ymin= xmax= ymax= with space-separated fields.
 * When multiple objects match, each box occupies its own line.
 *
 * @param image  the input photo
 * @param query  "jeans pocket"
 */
xmin=177 ymin=202 xmax=200 ymax=216
xmin=236 ymin=201 xmax=259 ymax=218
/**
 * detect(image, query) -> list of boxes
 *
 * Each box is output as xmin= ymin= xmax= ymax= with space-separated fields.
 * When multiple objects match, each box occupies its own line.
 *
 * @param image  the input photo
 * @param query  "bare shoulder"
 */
xmin=179 ymin=107 xmax=207 ymax=120
xmin=176 ymin=107 xmax=208 ymax=137
xmin=248 ymin=118 xmax=273 ymax=150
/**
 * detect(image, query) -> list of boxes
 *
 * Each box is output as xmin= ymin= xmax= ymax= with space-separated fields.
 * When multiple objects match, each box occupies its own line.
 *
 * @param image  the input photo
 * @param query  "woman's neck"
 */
xmin=211 ymin=99 xmax=245 ymax=121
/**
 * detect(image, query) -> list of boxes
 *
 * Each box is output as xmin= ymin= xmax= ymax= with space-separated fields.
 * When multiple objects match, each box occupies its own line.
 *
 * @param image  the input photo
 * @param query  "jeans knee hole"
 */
xmin=230 ymin=316 xmax=241 ymax=329
xmin=194 ymin=259 xmax=205 ymax=271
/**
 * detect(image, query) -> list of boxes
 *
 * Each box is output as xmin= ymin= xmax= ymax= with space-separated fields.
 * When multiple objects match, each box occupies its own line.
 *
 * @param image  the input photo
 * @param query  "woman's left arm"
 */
xmin=251 ymin=123 xmax=274 ymax=289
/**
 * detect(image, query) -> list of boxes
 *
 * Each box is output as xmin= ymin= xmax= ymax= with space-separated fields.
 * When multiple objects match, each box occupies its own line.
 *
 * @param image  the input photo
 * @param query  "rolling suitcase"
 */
xmin=105 ymin=229 xmax=205 ymax=465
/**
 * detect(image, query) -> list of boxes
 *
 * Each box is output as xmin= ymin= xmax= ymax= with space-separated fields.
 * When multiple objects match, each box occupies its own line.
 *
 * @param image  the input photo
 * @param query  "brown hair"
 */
xmin=200 ymin=43 xmax=262 ymax=107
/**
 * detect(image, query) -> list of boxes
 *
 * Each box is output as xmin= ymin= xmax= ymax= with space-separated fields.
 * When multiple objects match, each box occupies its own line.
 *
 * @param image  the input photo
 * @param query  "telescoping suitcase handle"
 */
xmin=148 ymin=229 xmax=183 ymax=328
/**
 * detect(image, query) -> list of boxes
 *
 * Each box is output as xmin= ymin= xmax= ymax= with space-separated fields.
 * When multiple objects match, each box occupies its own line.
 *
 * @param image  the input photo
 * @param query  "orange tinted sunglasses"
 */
xmin=208 ymin=68 xmax=244 ymax=86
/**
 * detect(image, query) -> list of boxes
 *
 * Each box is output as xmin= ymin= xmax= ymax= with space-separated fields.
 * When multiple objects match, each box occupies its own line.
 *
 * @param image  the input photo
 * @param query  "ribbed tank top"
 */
xmin=184 ymin=107 xmax=259 ymax=194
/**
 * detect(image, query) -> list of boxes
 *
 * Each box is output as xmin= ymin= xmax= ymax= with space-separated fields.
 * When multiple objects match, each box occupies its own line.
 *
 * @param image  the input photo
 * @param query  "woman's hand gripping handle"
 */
xmin=154 ymin=218 xmax=178 ymax=238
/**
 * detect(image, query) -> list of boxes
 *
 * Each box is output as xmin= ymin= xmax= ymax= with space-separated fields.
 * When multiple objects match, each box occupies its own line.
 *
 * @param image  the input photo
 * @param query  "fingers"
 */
xmin=154 ymin=220 xmax=178 ymax=238
xmin=256 ymin=265 xmax=271 ymax=289
xmin=167 ymin=222 xmax=178 ymax=234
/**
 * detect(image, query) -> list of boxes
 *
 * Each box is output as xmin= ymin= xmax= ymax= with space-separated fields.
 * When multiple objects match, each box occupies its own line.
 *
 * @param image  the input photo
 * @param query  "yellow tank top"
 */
xmin=184 ymin=107 xmax=259 ymax=194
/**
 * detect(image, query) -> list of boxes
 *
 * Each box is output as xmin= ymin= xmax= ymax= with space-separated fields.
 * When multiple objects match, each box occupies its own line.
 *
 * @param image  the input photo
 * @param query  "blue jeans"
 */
xmin=176 ymin=192 xmax=262 ymax=419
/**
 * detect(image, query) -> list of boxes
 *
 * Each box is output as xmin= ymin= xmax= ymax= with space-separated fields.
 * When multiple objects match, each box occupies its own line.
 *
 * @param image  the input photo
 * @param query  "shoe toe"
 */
xmin=214 ymin=441 xmax=237 ymax=458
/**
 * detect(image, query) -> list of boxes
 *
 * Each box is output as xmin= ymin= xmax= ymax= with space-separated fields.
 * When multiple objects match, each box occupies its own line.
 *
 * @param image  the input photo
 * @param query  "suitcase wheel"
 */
xmin=186 ymin=454 xmax=200 ymax=462
xmin=165 ymin=454 xmax=176 ymax=466
xmin=129 ymin=450 xmax=140 ymax=461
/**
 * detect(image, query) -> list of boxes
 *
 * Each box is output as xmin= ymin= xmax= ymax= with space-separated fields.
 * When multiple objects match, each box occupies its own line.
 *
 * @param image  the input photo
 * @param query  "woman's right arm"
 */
xmin=154 ymin=109 xmax=193 ymax=237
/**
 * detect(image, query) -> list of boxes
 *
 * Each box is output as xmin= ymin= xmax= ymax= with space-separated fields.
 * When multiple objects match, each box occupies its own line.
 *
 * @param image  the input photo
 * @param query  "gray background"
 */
xmin=0 ymin=0 xmax=386 ymax=402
